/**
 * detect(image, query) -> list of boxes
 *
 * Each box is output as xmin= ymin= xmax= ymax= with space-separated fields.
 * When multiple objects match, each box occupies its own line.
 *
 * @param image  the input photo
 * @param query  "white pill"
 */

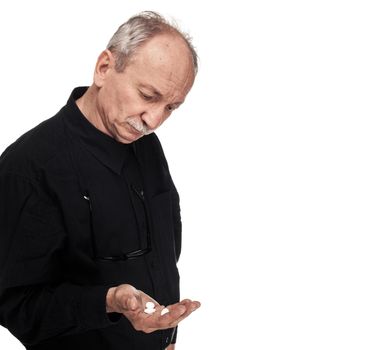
xmin=145 ymin=302 xmax=155 ymax=309
xmin=144 ymin=308 xmax=156 ymax=314
xmin=160 ymin=308 xmax=169 ymax=316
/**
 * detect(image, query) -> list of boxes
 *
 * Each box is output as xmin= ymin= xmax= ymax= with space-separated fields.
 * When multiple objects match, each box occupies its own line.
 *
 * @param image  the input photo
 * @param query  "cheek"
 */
xmin=98 ymin=87 xmax=125 ymax=123
xmin=112 ymin=91 xmax=144 ymax=121
xmin=99 ymin=82 xmax=146 ymax=123
xmin=98 ymin=86 xmax=116 ymax=116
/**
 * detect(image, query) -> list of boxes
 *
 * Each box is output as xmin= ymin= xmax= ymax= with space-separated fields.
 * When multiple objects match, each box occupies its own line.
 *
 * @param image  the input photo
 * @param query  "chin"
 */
xmin=118 ymin=134 xmax=142 ymax=144
xmin=117 ymin=138 xmax=134 ymax=144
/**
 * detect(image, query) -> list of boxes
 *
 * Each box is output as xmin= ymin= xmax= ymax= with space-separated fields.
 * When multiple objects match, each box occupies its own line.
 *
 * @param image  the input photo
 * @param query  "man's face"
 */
xmin=94 ymin=34 xmax=195 ymax=144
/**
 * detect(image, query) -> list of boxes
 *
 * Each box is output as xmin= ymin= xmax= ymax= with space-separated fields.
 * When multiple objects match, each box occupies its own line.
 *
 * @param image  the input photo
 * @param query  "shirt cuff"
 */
xmin=78 ymin=286 xmax=120 ymax=329
xmin=171 ymin=326 xmax=178 ymax=344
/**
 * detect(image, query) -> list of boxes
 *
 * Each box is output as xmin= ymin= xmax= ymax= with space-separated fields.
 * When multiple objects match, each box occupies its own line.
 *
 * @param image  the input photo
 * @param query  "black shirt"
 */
xmin=0 ymin=87 xmax=182 ymax=349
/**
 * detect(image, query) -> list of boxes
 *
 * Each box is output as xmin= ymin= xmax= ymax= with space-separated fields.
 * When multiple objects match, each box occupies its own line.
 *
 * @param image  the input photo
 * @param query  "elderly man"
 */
xmin=0 ymin=11 xmax=200 ymax=350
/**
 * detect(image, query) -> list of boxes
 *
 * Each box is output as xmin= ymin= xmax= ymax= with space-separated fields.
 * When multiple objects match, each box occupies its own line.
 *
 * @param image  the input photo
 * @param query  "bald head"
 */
xmin=107 ymin=11 xmax=198 ymax=74
xmin=130 ymin=33 xmax=195 ymax=87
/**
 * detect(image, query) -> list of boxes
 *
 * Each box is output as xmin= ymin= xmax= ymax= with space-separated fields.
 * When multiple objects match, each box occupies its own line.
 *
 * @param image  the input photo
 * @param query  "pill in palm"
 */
xmin=160 ymin=308 xmax=169 ymax=316
xmin=145 ymin=302 xmax=155 ymax=309
xmin=144 ymin=308 xmax=156 ymax=314
xmin=144 ymin=301 xmax=156 ymax=314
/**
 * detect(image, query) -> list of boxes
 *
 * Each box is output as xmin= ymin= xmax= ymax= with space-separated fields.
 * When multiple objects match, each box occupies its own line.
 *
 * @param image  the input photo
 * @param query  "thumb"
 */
xmin=127 ymin=295 xmax=139 ymax=311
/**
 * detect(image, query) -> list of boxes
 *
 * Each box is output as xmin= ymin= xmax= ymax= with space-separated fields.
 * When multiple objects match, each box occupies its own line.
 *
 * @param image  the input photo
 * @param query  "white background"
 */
xmin=0 ymin=0 xmax=380 ymax=349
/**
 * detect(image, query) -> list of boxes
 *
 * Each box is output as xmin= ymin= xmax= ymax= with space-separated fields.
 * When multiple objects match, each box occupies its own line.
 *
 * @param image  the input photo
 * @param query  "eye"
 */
xmin=139 ymin=91 xmax=154 ymax=101
xmin=166 ymin=104 xmax=179 ymax=112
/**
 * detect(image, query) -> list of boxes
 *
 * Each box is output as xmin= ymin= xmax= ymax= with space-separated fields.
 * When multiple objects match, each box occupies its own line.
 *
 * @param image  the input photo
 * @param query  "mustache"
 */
xmin=126 ymin=119 xmax=153 ymax=135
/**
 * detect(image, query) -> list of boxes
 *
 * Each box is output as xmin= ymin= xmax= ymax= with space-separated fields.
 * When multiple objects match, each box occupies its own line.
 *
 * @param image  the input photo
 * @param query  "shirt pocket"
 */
xmin=86 ymin=187 xmax=144 ymax=260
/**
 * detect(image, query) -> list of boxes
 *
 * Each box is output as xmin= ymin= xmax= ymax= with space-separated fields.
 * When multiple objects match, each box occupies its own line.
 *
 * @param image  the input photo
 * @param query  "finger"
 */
xmin=178 ymin=299 xmax=201 ymax=312
xmin=188 ymin=301 xmax=201 ymax=310
xmin=157 ymin=305 xmax=189 ymax=327
xmin=127 ymin=295 xmax=139 ymax=311
xmin=166 ymin=304 xmax=187 ymax=319
xmin=178 ymin=299 xmax=200 ymax=308
xmin=179 ymin=298 xmax=192 ymax=304
xmin=165 ymin=301 xmax=200 ymax=327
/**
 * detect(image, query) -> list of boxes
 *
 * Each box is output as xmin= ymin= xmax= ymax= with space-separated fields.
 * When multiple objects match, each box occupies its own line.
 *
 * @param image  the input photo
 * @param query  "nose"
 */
xmin=141 ymin=107 xmax=166 ymax=131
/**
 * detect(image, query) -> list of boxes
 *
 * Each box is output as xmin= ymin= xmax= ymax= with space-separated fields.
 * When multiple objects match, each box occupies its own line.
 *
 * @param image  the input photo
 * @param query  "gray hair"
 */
xmin=106 ymin=11 xmax=198 ymax=73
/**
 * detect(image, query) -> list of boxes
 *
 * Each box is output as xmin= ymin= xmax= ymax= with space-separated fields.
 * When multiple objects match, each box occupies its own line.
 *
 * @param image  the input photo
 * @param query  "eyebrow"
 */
xmin=139 ymin=84 xmax=163 ymax=98
xmin=139 ymin=83 xmax=185 ymax=105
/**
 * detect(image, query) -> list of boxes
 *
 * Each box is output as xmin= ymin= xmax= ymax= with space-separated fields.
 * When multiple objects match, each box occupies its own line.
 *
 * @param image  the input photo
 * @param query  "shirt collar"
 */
xmin=62 ymin=86 xmax=131 ymax=175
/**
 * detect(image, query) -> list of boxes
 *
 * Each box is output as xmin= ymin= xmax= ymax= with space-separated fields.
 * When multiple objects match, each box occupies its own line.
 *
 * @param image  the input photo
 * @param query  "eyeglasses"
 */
xmin=84 ymin=184 xmax=152 ymax=261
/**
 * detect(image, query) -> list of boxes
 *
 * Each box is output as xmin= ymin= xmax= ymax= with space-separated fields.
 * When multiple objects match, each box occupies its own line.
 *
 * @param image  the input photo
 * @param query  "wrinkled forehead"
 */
xmin=134 ymin=34 xmax=194 ymax=76
xmin=130 ymin=34 xmax=195 ymax=95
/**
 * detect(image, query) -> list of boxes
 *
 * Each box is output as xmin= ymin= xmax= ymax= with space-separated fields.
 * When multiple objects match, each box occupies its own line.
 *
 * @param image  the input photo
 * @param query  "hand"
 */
xmin=106 ymin=284 xmax=201 ymax=333
xmin=166 ymin=344 xmax=175 ymax=350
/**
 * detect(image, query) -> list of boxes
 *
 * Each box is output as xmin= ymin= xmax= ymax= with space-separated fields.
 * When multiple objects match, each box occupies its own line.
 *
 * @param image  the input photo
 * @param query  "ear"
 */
xmin=93 ymin=49 xmax=115 ymax=87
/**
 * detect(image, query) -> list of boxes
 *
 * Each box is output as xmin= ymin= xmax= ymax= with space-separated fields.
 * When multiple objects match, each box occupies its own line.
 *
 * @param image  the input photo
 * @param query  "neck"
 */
xmin=75 ymin=85 xmax=110 ymax=135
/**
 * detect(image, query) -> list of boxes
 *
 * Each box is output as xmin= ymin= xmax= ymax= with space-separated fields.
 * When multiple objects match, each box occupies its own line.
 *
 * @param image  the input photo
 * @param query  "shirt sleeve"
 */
xmin=0 ymin=172 xmax=117 ymax=346
xmin=170 ymin=182 xmax=182 ymax=263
